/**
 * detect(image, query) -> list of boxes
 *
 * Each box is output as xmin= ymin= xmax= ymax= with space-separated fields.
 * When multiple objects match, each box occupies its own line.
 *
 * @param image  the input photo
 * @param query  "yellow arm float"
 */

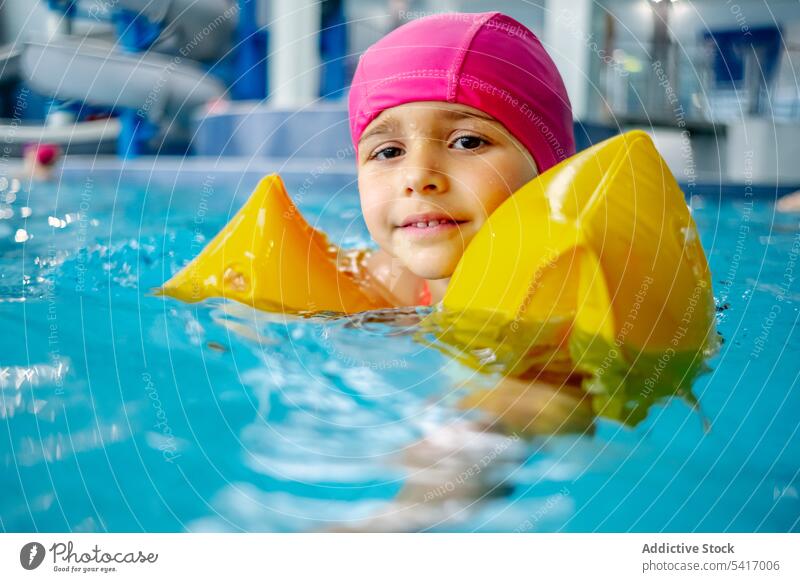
xmin=156 ymin=174 xmax=390 ymax=314
xmin=424 ymin=130 xmax=719 ymax=423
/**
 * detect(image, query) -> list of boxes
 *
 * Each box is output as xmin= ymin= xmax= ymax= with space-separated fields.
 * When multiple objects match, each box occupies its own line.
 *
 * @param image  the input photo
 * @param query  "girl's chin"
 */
xmin=403 ymin=258 xmax=459 ymax=281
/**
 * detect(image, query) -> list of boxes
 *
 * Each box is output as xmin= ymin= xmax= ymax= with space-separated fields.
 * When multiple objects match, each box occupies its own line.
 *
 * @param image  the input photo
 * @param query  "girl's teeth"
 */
xmin=412 ymin=219 xmax=449 ymax=228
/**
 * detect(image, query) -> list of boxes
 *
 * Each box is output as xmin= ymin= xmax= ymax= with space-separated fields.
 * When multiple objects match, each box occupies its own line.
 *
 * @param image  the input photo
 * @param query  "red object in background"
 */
xmin=24 ymin=143 xmax=61 ymax=166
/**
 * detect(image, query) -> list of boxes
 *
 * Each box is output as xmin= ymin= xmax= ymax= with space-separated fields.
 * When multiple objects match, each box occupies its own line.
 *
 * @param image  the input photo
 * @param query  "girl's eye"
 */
xmin=451 ymin=135 xmax=488 ymax=150
xmin=371 ymin=146 xmax=404 ymax=161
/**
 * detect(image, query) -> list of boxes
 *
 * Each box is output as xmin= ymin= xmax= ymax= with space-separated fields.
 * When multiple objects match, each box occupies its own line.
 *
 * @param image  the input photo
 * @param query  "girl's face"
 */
xmin=357 ymin=101 xmax=538 ymax=280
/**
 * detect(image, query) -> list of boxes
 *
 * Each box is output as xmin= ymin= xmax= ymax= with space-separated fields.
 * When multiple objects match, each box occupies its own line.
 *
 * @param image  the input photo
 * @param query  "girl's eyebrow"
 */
xmin=438 ymin=109 xmax=496 ymax=123
xmin=359 ymin=118 xmax=398 ymax=143
xmin=359 ymin=108 xmax=498 ymax=145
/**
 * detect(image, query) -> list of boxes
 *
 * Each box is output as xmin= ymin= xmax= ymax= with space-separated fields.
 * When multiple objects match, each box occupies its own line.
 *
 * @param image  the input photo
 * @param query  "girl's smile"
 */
xmin=396 ymin=211 xmax=470 ymax=241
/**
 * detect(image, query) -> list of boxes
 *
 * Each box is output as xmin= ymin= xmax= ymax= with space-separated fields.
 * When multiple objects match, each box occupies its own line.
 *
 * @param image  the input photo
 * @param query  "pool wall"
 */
xmin=50 ymin=104 xmax=800 ymax=198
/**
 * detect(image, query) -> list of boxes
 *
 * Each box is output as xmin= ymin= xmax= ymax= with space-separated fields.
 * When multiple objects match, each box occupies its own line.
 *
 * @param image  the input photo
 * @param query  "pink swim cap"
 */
xmin=348 ymin=12 xmax=575 ymax=172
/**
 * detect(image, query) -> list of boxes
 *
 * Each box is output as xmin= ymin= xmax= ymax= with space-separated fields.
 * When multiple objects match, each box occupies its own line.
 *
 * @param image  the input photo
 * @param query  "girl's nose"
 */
xmin=403 ymin=140 xmax=448 ymax=195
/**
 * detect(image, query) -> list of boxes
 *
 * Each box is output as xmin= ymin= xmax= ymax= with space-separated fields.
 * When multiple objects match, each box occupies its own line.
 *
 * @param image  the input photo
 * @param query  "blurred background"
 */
xmin=0 ymin=0 xmax=798 ymax=188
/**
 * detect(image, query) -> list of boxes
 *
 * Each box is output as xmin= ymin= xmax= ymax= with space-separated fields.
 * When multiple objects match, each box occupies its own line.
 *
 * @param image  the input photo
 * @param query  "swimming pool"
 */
xmin=1 ymin=169 xmax=798 ymax=532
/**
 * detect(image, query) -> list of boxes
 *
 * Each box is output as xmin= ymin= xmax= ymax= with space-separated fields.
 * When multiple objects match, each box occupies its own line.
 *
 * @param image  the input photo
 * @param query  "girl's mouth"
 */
xmin=398 ymin=212 xmax=467 ymax=229
xmin=398 ymin=218 xmax=468 ymax=238
xmin=403 ymin=218 xmax=461 ymax=228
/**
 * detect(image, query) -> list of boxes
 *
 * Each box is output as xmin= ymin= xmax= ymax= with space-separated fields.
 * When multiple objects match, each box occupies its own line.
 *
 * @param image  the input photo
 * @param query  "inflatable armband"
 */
xmin=157 ymin=174 xmax=389 ymax=313
xmin=423 ymin=131 xmax=719 ymax=424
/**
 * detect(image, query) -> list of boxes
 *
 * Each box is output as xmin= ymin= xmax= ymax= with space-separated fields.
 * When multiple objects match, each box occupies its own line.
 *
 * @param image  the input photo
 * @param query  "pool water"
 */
xmin=1 ymin=173 xmax=798 ymax=532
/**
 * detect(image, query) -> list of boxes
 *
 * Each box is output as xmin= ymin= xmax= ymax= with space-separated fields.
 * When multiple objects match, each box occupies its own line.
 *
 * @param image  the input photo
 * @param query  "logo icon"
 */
xmin=20 ymin=542 xmax=46 ymax=570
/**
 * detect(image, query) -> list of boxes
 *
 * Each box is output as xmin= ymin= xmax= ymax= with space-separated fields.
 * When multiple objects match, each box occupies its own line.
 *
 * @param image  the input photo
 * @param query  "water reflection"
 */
xmin=214 ymin=303 xmax=598 ymax=531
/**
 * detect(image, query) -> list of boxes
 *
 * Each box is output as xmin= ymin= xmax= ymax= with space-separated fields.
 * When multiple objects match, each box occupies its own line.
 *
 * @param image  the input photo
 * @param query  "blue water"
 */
xmin=1 ymin=173 xmax=798 ymax=532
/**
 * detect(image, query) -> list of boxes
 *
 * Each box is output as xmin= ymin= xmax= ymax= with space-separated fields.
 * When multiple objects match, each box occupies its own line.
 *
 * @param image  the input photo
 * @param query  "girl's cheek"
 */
xmin=359 ymin=196 xmax=390 ymax=242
